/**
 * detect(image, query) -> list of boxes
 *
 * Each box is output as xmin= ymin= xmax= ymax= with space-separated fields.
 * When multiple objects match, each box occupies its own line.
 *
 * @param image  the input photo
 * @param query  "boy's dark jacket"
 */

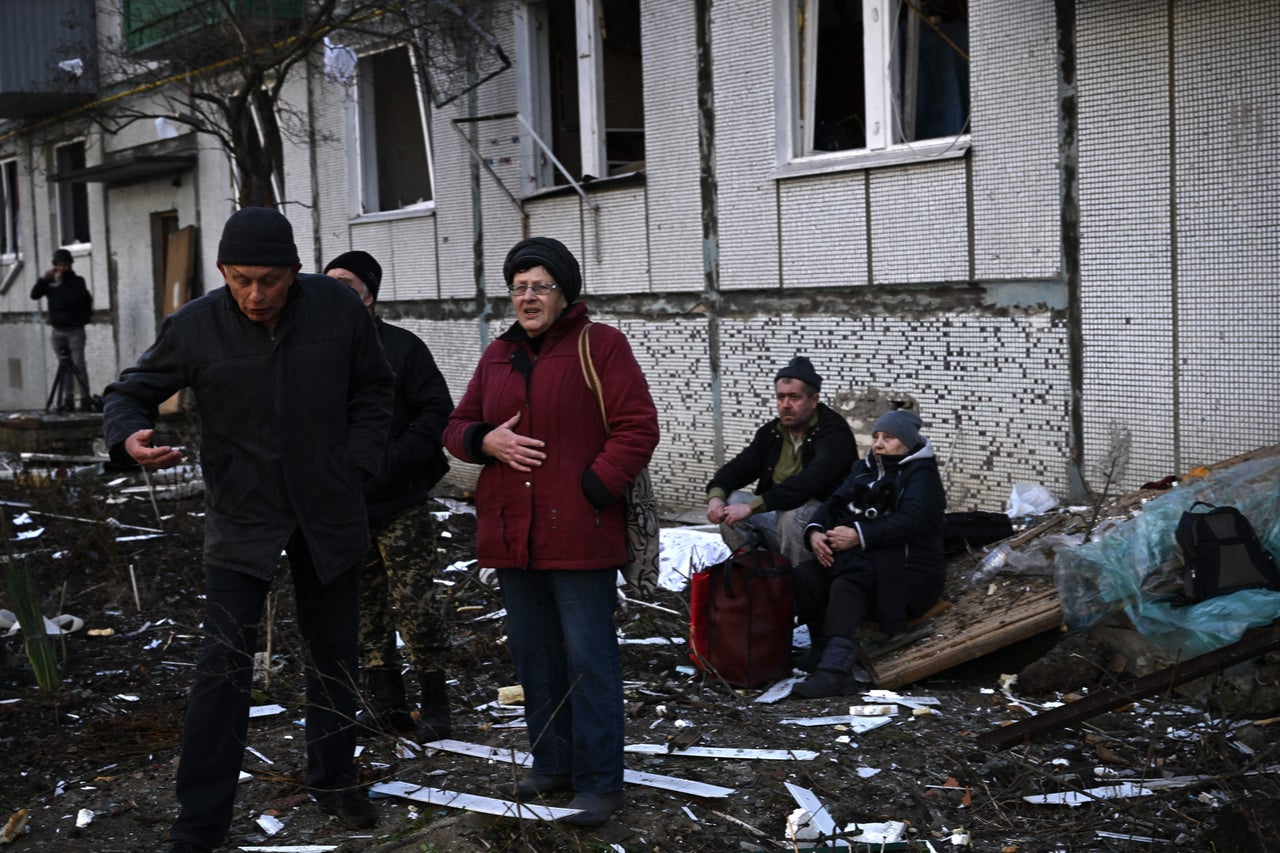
xmin=364 ymin=318 xmax=453 ymax=521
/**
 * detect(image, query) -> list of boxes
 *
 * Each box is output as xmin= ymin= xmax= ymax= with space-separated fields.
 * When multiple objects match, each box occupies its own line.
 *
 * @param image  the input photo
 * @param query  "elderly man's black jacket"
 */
xmin=707 ymin=403 xmax=855 ymax=512
xmin=364 ymin=318 xmax=453 ymax=521
xmin=102 ymin=274 xmax=394 ymax=582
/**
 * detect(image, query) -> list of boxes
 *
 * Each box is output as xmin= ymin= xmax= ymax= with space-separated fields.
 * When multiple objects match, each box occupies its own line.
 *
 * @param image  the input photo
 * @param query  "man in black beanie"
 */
xmin=103 ymin=208 xmax=394 ymax=853
xmin=706 ymin=355 xmax=855 ymax=566
xmin=323 ymin=250 xmax=457 ymax=746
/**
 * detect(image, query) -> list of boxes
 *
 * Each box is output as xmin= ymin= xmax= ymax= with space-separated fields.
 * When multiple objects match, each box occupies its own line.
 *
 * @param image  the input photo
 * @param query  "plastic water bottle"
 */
xmin=969 ymin=543 xmax=1012 ymax=585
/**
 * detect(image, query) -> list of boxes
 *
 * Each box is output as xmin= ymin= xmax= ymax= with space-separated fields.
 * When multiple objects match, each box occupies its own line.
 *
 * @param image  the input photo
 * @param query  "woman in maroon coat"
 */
xmin=444 ymin=237 xmax=658 ymax=827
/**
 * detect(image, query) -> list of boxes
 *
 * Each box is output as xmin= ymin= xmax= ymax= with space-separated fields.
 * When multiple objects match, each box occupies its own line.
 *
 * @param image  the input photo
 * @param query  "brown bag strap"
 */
xmin=578 ymin=322 xmax=610 ymax=437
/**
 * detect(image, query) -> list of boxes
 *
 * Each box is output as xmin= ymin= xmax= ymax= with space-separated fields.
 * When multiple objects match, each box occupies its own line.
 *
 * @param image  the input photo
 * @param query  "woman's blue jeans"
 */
xmin=497 ymin=567 xmax=624 ymax=794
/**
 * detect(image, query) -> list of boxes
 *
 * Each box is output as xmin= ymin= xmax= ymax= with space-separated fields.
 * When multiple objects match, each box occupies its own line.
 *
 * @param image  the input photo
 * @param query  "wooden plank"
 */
xmin=976 ymin=619 xmax=1280 ymax=750
xmin=866 ymin=583 xmax=1062 ymax=690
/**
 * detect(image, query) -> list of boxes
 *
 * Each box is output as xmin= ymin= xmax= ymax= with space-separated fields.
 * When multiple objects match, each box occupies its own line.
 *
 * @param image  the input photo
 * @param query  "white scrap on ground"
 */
xmin=779 ymin=715 xmax=893 ymax=735
xmin=784 ymin=782 xmax=837 ymax=839
xmin=422 ymin=738 xmax=735 ymax=797
xmin=625 ymin=744 xmax=818 ymax=761
xmin=754 ymin=676 xmax=802 ymax=703
xmin=254 ymin=813 xmax=284 ymax=835
xmin=1023 ymin=782 xmax=1155 ymax=806
xmin=850 ymin=820 xmax=908 ymax=844
xmin=369 ymin=780 xmax=579 ymax=821
xmin=618 ymin=635 xmax=684 ymax=646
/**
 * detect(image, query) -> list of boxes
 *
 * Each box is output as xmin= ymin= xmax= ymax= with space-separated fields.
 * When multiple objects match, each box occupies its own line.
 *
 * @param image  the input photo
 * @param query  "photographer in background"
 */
xmin=30 ymin=248 xmax=94 ymax=412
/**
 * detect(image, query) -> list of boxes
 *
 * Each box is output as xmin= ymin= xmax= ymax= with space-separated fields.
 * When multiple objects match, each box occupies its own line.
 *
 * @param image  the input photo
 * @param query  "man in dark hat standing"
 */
xmin=322 ymin=250 xmax=456 ymax=745
xmin=102 ymin=208 xmax=394 ymax=853
xmin=706 ymin=356 xmax=856 ymax=566
xmin=30 ymin=248 xmax=94 ymax=411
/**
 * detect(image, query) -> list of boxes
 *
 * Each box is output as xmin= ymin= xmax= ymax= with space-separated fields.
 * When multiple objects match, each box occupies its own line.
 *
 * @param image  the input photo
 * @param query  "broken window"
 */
xmin=792 ymin=0 xmax=969 ymax=158
xmin=356 ymin=45 xmax=434 ymax=213
xmin=520 ymin=0 xmax=645 ymax=189
xmin=1 ymin=159 xmax=18 ymax=258
xmin=54 ymin=141 xmax=90 ymax=246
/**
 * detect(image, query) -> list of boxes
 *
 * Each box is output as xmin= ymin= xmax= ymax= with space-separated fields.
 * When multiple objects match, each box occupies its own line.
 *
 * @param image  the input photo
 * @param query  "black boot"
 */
xmin=791 ymin=636 xmax=860 ymax=698
xmin=415 ymin=670 xmax=452 ymax=743
xmin=357 ymin=667 xmax=414 ymax=734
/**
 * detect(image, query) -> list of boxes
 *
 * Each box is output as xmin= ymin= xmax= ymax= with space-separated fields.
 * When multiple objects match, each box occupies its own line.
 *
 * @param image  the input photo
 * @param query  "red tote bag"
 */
xmin=689 ymin=550 xmax=793 ymax=688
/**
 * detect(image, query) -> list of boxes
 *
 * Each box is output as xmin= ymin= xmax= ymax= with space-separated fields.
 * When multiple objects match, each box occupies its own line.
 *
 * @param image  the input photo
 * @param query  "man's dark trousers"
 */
xmin=169 ymin=529 xmax=362 ymax=847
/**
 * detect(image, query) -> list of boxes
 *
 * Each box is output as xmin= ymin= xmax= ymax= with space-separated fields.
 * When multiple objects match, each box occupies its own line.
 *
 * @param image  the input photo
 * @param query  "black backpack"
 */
xmin=1174 ymin=501 xmax=1280 ymax=604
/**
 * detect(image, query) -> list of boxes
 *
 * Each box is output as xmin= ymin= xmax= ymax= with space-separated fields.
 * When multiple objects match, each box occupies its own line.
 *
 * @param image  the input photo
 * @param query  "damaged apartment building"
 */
xmin=0 ymin=0 xmax=1276 ymax=510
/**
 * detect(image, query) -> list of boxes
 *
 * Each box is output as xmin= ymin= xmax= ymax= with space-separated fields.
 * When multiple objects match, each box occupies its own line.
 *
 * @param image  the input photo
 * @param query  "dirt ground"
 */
xmin=3 ymin=459 xmax=1280 ymax=852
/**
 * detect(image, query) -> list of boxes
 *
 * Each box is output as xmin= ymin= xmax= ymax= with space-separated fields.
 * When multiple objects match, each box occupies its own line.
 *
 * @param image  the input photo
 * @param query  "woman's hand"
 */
xmin=810 ymin=530 xmax=835 ymax=567
xmin=819 ymin=525 xmax=860 ymax=566
xmin=481 ymin=412 xmax=547 ymax=472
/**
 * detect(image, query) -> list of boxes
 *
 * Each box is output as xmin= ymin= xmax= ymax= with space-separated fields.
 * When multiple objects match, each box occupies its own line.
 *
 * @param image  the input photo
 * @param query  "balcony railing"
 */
xmin=124 ymin=0 xmax=304 ymax=59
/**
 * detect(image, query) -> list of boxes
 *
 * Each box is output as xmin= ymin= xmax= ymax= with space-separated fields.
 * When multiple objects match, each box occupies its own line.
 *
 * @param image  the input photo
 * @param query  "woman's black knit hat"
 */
xmin=502 ymin=236 xmax=582 ymax=303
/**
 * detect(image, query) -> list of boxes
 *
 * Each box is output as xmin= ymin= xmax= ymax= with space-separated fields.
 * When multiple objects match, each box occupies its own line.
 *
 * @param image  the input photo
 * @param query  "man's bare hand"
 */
xmin=722 ymin=503 xmax=752 ymax=526
xmin=481 ymin=412 xmax=547 ymax=473
xmin=124 ymin=429 xmax=183 ymax=470
xmin=705 ymin=497 xmax=727 ymax=524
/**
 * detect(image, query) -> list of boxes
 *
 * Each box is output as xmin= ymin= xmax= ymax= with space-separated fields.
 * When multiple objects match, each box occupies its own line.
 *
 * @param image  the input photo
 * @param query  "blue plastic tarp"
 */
xmin=1055 ymin=455 xmax=1280 ymax=658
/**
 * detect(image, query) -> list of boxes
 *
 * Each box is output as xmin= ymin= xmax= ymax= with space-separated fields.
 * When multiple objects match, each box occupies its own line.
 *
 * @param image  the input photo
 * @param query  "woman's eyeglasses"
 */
xmin=507 ymin=282 xmax=559 ymax=297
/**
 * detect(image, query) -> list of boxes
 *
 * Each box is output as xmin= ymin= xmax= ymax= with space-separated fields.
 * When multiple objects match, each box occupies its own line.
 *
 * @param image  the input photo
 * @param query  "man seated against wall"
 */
xmin=705 ymin=356 xmax=856 ymax=567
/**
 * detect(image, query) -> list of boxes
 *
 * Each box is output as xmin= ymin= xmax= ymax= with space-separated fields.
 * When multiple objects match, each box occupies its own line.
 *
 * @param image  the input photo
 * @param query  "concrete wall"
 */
xmin=2 ymin=0 xmax=1276 ymax=514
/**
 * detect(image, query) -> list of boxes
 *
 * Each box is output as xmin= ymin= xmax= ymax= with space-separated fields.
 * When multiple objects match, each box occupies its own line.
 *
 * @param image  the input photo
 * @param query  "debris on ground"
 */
xmin=4 ymin=445 xmax=1280 ymax=851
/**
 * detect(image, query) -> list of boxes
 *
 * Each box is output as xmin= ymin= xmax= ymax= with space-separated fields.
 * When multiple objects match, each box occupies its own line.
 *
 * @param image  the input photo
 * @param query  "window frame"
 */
xmin=1 ymin=158 xmax=19 ymax=261
xmin=54 ymin=140 xmax=92 ymax=249
xmin=515 ymin=0 xmax=645 ymax=194
xmin=347 ymin=43 xmax=436 ymax=221
xmin=776 ymin=0 xmax=970 ymax=178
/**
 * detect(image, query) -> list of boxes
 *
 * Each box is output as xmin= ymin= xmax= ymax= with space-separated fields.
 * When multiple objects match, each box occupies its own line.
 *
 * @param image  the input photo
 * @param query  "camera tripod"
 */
xmin=44 ymin=350 xmax=93 ymax=413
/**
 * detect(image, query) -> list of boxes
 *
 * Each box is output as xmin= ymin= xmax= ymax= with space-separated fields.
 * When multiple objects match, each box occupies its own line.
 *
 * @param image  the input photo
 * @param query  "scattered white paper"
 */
xmin=780 ymin=716 xmax=892 ymax=735
xmin=249 ymin=704 xmax=287 ymax=718
xmin=784 ymin=782 xmax=836 ymax=837
xmin=1094 ymin=830 xmax=1160 ymax=844
xmin=255 ymin=813 xmax=284 ymax=835
xmin=625 ymin=744 xmax=819 ymax=761
xmin=423 ymin=739 xmax=734 ymax=797
xmin=1023 ymin=783 xmax=1154 ymax=806
xmin=246 ymin=746 xmax=274 ymax=765
xmin=849 ymin=819 xmax=907 ymax=843
xmin=755 ymin=677 xmax=802 ymax=704
xmin=618 ymin=636 xmax=684 ymax=646
xmin=369 ymin=780 xmax=578 ymax=821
